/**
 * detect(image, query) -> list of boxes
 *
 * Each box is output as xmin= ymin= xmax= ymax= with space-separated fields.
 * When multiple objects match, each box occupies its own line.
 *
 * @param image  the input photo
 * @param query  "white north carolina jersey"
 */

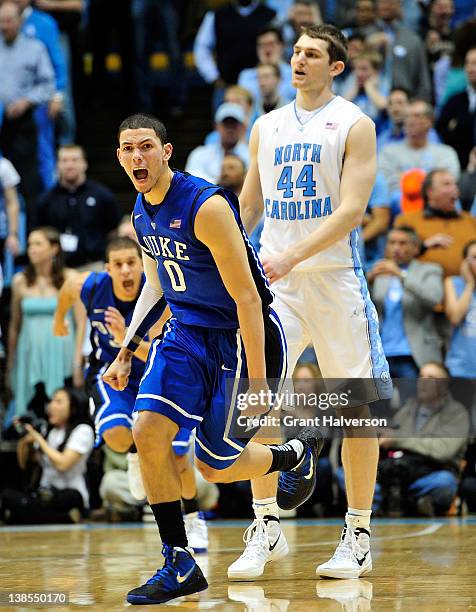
xmin=258 ymin=96 xmax=366 ymax=270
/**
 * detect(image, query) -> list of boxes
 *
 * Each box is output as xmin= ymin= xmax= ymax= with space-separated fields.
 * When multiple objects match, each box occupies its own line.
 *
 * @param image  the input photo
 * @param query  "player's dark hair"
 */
xmin=463 ymin=239 xmax=476 ymax=258
xmin=118 ymin=113 xmax=168 ymax=145
xmin=300 ymin=24 xmax=348 ymax=64
xmin=25 ymin=226 xmax=66 ymax=290
xmin=106 ymin=236 xmax=141 ymax=261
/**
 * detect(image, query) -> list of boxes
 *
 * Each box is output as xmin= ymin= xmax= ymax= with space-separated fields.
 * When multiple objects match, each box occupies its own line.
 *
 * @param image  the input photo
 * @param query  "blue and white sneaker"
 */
xmin=126 ymin=545 xmax=208 ymax=605
xmin=277 ymin=427 xmax=324 ymax=510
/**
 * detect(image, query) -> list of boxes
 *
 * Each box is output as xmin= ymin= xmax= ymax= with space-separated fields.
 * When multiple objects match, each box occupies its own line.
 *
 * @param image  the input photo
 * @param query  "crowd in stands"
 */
xmin=0 ymin=0 xmax=475 ymax=524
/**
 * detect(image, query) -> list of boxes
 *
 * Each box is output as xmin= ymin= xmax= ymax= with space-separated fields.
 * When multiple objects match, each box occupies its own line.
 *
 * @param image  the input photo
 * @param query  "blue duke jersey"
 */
xmin=80 ymin=271 xmax=146 ymax=379
xmin=132 ymin=170 xmax=273 ymax=328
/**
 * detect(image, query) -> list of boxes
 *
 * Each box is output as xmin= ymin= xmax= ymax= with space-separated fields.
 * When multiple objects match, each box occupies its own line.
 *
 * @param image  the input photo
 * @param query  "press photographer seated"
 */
xmin=1 ymin=388 xmax=94 ymax=524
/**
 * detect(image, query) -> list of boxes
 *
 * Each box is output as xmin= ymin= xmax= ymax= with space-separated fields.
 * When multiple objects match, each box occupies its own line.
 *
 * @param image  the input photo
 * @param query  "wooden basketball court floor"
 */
xmin=1 ymin=518 xmax=475 ymax=611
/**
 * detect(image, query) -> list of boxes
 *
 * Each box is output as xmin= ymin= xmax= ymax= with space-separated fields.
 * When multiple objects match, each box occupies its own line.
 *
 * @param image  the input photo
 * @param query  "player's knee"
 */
xmin=133 ymin=411 xmax=177 ymax=451
xmin=196 ymin=459 xmax=232 ymax=483
xmin=103 ymin=425 xmax=133 ymax=453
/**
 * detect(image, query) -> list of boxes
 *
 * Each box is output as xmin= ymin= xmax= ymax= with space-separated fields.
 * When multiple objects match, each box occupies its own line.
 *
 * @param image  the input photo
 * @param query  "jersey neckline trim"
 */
xmin=293 ymin=95 xmax=338 ymax=129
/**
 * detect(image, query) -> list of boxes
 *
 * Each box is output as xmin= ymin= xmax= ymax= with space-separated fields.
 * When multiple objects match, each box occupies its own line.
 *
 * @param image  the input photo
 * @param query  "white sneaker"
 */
xmin=127 ymin=452 xmax=146 ymax=501
xmin=228 ymin=518 xmax=289 ymax=581
xmin=185 ymin=511 xmax=208 ymax=553
xmin=317 ymin=524 xmax=372 ymax=579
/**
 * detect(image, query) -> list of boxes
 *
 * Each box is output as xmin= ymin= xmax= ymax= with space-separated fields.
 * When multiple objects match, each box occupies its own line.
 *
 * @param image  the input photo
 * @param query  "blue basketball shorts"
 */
xmin=87 ymin=365 xmax=192 ymax=452
xmin=134 ymin=309 xmax=287 ymax=469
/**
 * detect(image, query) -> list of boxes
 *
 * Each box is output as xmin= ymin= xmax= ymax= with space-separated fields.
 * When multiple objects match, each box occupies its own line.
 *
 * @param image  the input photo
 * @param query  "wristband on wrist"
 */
xmin=125 ymin=335 xmax=142 ymax=352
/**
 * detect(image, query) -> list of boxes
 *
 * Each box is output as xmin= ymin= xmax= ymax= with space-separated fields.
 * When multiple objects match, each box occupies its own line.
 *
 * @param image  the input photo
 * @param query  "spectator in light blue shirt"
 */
xmin=368 ymin=226 xmax=444 ymax=381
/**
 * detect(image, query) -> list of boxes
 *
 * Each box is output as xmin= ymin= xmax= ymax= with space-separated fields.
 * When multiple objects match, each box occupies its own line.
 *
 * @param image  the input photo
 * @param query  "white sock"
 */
xmin=253 ymin=496 xmax=280 ymax=522
xmin=288 ymin=439 xmax=305 ymax=461
xmin=346 ymin=507 xmax=372 ymax=531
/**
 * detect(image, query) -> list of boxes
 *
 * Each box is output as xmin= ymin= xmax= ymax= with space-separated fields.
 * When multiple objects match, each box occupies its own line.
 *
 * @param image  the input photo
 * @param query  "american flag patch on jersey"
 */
xmin=325 ymin=122 xmax=339 ymax=129
xmin=169 ymin=219 xmax=181 ymax=228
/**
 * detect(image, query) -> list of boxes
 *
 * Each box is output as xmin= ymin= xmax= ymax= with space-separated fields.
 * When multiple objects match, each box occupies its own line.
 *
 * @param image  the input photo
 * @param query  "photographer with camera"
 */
xmin=0 ymin=387 xmax=94 ymax=524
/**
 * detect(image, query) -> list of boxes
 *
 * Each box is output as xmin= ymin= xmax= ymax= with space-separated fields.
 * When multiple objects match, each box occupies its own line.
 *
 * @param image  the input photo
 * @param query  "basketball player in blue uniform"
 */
xmin=53 ymin=237 xmax=208 ymax=552
xmin=103 ymin=113 xmax=323 ymax=605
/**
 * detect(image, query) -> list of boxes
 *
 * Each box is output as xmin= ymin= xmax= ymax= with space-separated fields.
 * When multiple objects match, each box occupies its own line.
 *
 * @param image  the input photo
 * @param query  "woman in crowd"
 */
xmin=6 ymin=227 xmax=85 ymax=416
xmin=1 ymin=387 xmax=94 ymax=524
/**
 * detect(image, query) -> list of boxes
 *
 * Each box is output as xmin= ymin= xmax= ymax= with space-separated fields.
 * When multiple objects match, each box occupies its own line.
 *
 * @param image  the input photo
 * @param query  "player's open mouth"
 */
xmin=123 ymin=279 xmax=134 ymax=290
xmin=294 ymin=70 xmax=305 ymax=77
xmin=133 ymin=168 xmax=148 ymax=181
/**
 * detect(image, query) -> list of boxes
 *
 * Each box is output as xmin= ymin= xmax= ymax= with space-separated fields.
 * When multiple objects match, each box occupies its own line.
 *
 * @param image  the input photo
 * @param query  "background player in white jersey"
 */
xmin=233 ymin=24 xmax=392 ymax=580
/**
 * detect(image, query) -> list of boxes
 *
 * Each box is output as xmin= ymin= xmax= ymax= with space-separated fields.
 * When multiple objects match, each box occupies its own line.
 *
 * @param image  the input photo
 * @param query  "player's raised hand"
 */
xmin=105 ymin=306 xmax=126 ymax=344
xmin=261 ymin=253 xmax=294 ymax=284
xmin=103 ymin=355 xmax=132 ymax=391
xmin=53 ymin=316 xmax=70 ymax=336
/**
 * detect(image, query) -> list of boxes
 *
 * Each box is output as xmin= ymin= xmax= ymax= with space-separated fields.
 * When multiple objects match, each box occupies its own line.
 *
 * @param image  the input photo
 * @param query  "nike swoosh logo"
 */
xmin=221 ymin=364 xmax=233 ymax=371
xmin=177 ymin=566 xmax=194 ymax=584
xmin=134 ymin=214 xmax=142 ymax=219
xmin=304 ymin=453 xmax=314 ymax=480
xmin=269 ymin=533 xmax=281 ymax=552
xmin=356 ymin=551 xmax=369 ymax=566
xmin=93 ymin=309 xmax=105 ymax=314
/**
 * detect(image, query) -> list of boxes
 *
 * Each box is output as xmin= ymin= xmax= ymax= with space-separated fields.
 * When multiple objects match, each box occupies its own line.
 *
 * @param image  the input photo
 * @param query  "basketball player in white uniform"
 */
xmin=228 ymin=24 xmax=392 ymax=581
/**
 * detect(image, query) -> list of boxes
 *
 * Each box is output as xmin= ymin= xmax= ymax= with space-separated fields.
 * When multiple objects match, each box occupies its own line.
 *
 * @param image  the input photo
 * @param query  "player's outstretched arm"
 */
xmin=53 ymin=271 xmax=89 ymax=336
xmin=195 ymin=194 xmax=266 ymax=381
xmin=240 ymin=122 xmax=265 ymax=235
xmin=103 ymin=252 xmax=167 ymax=390
xmin=262 ymin=117 xmax=376 ymax=283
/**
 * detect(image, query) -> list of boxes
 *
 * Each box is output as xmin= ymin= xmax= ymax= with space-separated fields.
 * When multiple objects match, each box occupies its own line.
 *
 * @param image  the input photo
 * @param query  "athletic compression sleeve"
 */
xmin=123 ymin=281 xmax=167 ymax=352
